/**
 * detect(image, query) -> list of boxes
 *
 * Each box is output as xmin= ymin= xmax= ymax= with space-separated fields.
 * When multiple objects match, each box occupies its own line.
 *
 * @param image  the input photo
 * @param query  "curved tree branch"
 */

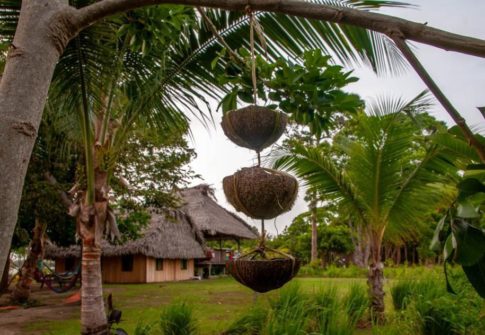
xmin=73 ymin=0 xmax=485 ymax=58
xmin=392 ymin=36 xmax=485 ymax=163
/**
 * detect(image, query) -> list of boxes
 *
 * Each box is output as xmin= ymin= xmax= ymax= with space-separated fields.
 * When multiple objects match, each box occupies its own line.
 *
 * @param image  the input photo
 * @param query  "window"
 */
xmin=156 ymin=258 xmax=164 ymax=271
xmin=181 ymin=259 xmax=188 ymax=270
xmin=121 ymin=255 xmax=134 ymax=272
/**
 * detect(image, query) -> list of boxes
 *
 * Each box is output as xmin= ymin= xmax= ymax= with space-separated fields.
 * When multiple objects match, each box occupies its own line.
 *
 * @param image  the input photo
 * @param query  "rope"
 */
xmin=248 ymin=8 xmax=258 ymax=104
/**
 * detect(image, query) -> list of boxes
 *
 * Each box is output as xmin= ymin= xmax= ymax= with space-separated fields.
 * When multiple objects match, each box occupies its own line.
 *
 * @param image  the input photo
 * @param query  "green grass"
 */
xmin=25 ymin=277 xmax=368 ymax=334
xmin=24 ymin=266 xmax=477 ymax=335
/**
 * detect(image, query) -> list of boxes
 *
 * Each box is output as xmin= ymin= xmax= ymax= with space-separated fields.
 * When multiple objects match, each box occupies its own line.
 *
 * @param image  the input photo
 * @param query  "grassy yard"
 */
xmin=8 ymin=266 xmax=481 ymax=335
xmin=24 ymin=277 xmax=374 ymax=335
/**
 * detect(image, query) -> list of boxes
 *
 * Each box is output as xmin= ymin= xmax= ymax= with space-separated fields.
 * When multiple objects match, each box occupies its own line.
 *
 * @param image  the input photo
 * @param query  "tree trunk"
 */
xmin=78 ymin=168 xmax=110 ymax=335
xmin=81 ymin=239 xmax=107 ymax=335
xmin=0 ymin=0 xmax=75 ymax=276
xmin=0 ymin=251 xmax=11 ymax=293
xmin=310 ymin=196 xmax=318 ymax=264
xmin=367 ymin=231 xmax=385 ymax=322
xmin=350 ymin=221 xmax=368 ymax=268
xmin=368 ymin=261 xmax=385 ymax=321
xmin=11 ymin=218 xmax=46 ymax=303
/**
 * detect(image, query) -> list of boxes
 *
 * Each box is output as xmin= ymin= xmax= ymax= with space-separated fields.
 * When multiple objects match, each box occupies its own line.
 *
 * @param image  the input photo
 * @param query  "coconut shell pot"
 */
xmin=223 ymin=167 xmax=298 ymax=220
xmin=221 ymin=105 xmax=287 ymax=152
xmin=227 ymin=257 xmax=301 ymax=293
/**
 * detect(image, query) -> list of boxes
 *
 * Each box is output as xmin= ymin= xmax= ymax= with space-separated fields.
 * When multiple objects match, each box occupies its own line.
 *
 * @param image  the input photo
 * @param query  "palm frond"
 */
xmin=273 ymin=143 xmax=368 ymax=225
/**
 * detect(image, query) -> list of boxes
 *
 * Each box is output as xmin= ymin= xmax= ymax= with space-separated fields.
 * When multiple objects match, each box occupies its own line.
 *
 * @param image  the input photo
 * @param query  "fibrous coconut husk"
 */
xmin=227 ymin=258 xmax=301 ymax=293
xmin=223 ymin=167 xmax=298 ymax=220
xmin=221 ymin=105 xmax=287 ymax=152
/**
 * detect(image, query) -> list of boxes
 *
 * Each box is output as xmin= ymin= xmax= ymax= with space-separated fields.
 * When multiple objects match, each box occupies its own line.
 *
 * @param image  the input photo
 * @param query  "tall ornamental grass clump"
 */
xmin=343 ymin=283 xmax=369 ymax=325
xmin=159 ymin=301 xmax=198 ymax=335
xmin=389 ymin=270 xmax=485 ymax=335
xmin=222 ymin=282 xmax=369 ymax=335
xmin=223 ymin=306 xmax=267 ymax=335
xmin=264 ymin=283 xmax=309 ymax=335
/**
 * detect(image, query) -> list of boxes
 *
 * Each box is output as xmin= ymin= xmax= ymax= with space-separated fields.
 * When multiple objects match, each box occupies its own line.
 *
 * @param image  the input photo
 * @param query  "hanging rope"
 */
xmin=248 ymin=8 xmax=258 ymax=105
xmin=260 ymin=218 xmax=266 ymax=252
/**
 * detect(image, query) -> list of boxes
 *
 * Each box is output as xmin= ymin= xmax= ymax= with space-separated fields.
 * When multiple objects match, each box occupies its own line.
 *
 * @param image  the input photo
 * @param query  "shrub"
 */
xmin=159 ymin=301 xmax=197 ymax=335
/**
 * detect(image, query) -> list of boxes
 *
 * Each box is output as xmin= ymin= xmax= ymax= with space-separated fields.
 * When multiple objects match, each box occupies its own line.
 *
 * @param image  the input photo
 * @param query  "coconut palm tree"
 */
xmin=274 ymin=94 xmax=459 ymax=319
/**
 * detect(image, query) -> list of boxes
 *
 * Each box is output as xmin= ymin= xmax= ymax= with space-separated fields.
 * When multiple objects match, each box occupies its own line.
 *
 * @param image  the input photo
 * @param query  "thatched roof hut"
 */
xmin=44 ymin=185 xmax=257 ymax=283
xmin=45 ymin=210 xmax=206 ymax=260
xmin=179 ymin=184 xmax=258 ymax=240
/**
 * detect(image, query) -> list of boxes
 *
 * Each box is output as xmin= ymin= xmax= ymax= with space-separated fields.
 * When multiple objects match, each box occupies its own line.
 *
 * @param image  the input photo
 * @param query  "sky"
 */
xmin=186 ymin=0 xmax=485 ymax=236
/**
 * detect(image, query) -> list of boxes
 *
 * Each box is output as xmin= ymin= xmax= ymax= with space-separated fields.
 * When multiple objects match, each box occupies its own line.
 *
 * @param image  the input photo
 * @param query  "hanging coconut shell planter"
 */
xmin=221 ymin=105 xmax=288 ymax=152
xmin=223 ymin=167 xmax=298 ymax=219
xmin=227 ymin=253 xmax=301 ymax=293
xmin=215 ymin=8 xmax=300 ymax=293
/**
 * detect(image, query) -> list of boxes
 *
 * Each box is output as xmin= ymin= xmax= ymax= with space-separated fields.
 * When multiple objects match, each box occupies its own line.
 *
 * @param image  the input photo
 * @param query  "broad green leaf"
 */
xmin=462 ymin=255 xmax=485 ymax=298
xmin=452 ymin=219 xmax=485 ymax=266
xmin=430 ymin=215 xmax=447 ymax=252
xmin=444 ymin=262 xmax=457 ymax=295
xmin=456 ymin=200 xmax=480 ymax=219
xmin=458 ymin=178 xmax=485 ymax=199
xmin=443 ymin=234 xmax=455 ymax=261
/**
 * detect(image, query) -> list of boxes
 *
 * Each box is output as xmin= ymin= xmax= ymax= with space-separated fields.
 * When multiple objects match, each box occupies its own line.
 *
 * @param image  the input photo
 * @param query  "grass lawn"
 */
xmin=24 ymin=277 xmax=377 ymax=335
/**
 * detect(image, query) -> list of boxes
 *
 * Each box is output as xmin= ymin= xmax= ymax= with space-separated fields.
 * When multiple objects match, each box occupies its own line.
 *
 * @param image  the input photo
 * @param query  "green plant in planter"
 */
xmin=215 ymin=48 xmax=363 ymax=137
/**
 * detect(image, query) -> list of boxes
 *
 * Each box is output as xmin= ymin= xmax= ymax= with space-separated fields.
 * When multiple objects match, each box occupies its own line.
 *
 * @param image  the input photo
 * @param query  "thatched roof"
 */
xmin=179 ymin=184 xmax=258 ymax=240
xmin=45 ymin=210 xmax=206 ymax=260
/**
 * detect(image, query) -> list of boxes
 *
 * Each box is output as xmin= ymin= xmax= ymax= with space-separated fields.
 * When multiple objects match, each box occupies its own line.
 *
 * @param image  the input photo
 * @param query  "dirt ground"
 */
xmin=0 ymin=283 xmax=80 ymax=335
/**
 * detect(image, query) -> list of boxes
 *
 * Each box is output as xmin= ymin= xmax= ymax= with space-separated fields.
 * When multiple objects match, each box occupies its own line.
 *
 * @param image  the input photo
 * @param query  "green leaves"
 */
xmin=431 ymin=208 xmax=485 ymax=297
xmin=451 ymin=220 xmax=485 ymax=266
xmin=462 ymin=257 xmax=485 ymax=298
xmin=215 ymin=48 xmax=363 ymax=136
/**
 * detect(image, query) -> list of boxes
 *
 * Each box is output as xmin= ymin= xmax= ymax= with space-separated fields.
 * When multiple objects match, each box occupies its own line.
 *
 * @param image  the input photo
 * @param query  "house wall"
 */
xmin=54 ymin=256 xmax=194 ymax=283
xmin=101 ymin=255 xmax=147 ymax=283
xmin=146 ymin=258 xmax=194 ymax=282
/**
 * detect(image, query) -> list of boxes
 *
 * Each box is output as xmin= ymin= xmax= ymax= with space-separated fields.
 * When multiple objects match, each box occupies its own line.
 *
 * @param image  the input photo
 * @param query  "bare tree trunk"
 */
xmin=310 ymin=196 xmax=318 ymax=264
xmin=1 ymin=251 xmax=11 ymax=293
xmin=367 ymin=231 xmax=385 ymax=322
xmin=81 ymin=239 xmax=107 ymax=335
xmin=78 ymin=168 xmax=110 ymax=335
xmin=0 ymin=0 xmax=75 ymax=276
xmin=350 ymin=221 xmax=367 ymax=268
xmin=11 ymin=218 xmax=46 ymax=302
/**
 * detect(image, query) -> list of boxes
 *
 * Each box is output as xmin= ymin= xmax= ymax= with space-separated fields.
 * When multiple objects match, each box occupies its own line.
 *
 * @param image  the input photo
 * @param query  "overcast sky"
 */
xmin=186 ymin=0 xmax=485 ymax=236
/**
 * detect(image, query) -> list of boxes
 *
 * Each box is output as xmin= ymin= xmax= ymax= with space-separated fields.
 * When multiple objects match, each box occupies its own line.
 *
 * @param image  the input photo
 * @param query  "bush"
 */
xmin=159 ymin=301 xmax=197 ymax=335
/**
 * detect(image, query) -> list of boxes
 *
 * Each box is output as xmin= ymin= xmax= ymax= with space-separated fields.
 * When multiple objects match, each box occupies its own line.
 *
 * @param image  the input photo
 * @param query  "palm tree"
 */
xmin=274 ymin=94 xmax=459 ymax=319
